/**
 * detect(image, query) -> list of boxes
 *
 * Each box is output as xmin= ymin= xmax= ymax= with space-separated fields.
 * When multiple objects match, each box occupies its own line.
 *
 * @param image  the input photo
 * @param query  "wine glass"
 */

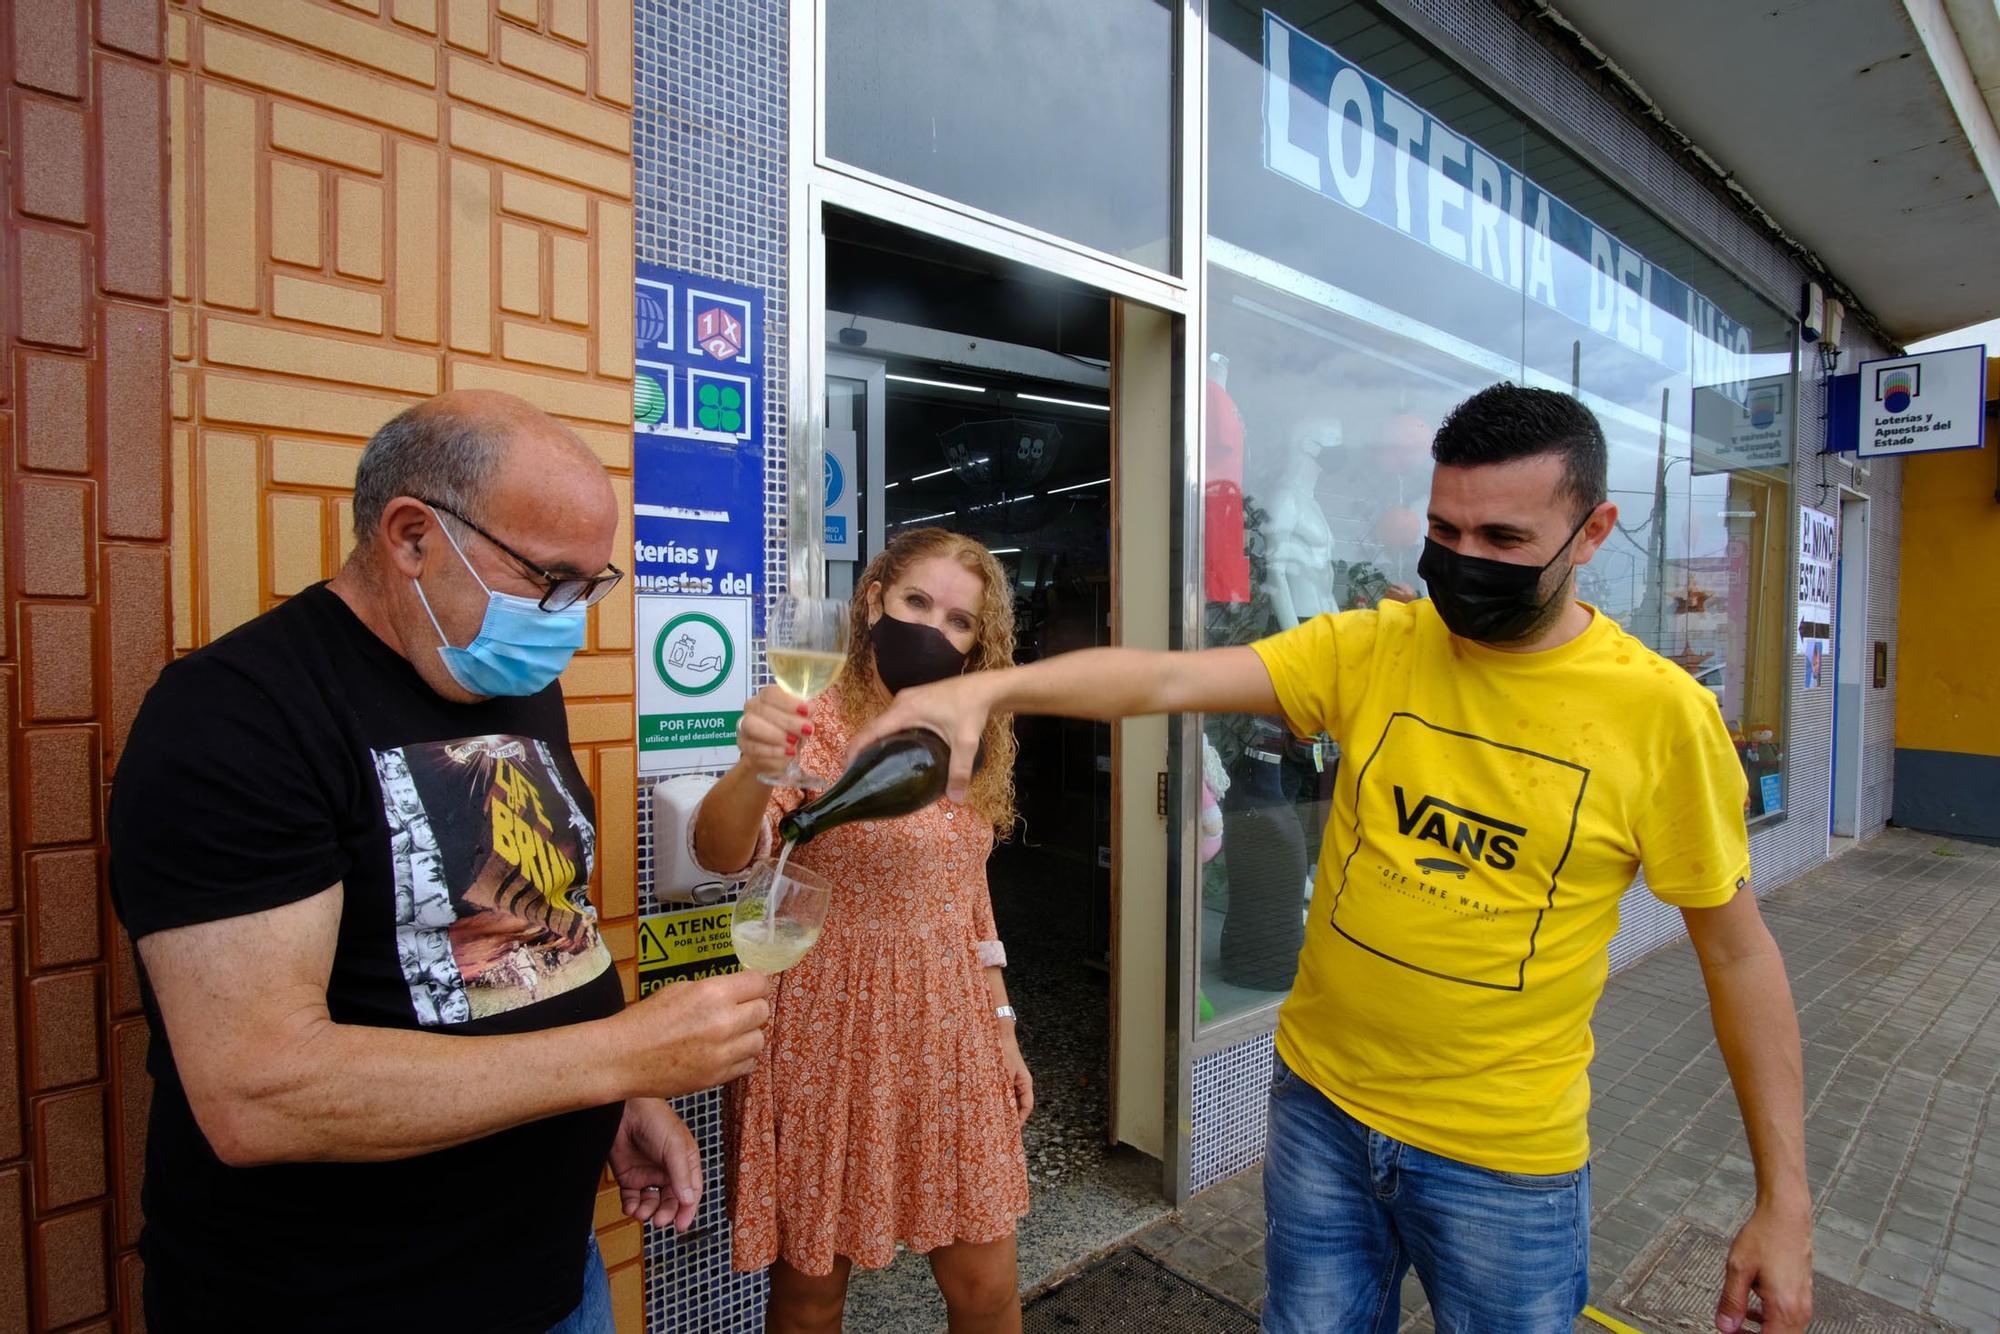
xmin=760 ymin=592 xmax=850 ymax=788
xmin=729 ymin=857 xmax=832 ymax=975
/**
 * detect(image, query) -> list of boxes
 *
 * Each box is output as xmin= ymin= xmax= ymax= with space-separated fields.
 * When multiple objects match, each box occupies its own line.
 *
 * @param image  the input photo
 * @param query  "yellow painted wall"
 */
xmin=166 ymin=1 xmax=643 ymax=1325
xmin=1896 ymin=358 xmax=2000 ymax=759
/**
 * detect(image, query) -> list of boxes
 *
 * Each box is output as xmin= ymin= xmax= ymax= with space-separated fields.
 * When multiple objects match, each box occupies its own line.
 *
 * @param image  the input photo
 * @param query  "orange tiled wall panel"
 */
xmin=5 ymin=1 xmax=643 ymax=1330
xmin=3 ymin=0 xmax=173 ymax=1326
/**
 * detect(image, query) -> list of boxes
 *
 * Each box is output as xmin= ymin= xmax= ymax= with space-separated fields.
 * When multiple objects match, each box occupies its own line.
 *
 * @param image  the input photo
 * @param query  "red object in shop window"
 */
xmin=1381 ymin=412 xmax=1432 ymax=475
xmin=1372 ymin=504 xmax=1423 ymax=551
xmin=1205 ymin=380 xmax=1252 ymax=604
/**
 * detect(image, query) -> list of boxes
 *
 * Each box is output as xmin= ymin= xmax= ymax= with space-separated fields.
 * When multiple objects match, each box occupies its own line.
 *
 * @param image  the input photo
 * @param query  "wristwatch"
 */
xmin=994 ymin=1005 xmax=1018 ymax=1022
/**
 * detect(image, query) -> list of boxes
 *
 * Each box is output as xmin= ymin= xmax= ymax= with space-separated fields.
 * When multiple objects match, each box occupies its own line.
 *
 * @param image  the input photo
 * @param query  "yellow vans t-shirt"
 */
xmin=1251 ymin=599 xmax=1749 ymax=1174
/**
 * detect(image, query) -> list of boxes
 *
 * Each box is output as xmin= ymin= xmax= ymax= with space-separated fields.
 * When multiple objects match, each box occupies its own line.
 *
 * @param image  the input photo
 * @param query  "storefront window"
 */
xmin=824 ymin=0 xmax=1176 ymax=270
xmin=1196 ymin=0 xmax=1796 ymax=1025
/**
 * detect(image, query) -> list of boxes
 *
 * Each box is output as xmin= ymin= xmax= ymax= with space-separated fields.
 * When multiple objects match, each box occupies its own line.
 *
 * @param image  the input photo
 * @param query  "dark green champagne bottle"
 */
xmin=779 ymin=727 xmax=977 ymax=845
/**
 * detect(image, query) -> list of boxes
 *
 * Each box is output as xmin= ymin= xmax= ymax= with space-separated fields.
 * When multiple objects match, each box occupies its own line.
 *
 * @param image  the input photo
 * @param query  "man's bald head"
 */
xmin=329 ymin=391 xmax=616 ymax=702
xmin=349 ymin=390 xmax=600 ymax=560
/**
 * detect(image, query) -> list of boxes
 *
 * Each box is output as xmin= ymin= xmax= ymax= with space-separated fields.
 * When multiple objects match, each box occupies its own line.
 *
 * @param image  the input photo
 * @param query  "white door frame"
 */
xmin=823 ymin=349 xmax=886 ymax=572
xmin=1830 ymin=490 xmax=1870 ymax=840
xmin=788 ymin=0 xmax=1207 ymax=1205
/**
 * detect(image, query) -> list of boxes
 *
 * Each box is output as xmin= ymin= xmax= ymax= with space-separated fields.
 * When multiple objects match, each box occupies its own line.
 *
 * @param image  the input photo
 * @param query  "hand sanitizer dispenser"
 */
xmin=650 ymin=775 xmax=738 ymax=905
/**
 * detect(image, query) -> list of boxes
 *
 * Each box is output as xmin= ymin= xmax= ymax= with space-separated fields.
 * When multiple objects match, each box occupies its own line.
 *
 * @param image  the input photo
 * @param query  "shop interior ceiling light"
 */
xmin=886 ymin=373 xmax=986 ymax=393
xmin=1016 ymin=392 xmax=1110 ymax=412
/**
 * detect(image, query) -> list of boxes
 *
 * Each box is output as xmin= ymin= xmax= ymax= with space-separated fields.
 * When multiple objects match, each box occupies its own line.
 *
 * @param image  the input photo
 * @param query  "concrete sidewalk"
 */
xmin=1135 ymin=829 xmax=2000 ymax=1332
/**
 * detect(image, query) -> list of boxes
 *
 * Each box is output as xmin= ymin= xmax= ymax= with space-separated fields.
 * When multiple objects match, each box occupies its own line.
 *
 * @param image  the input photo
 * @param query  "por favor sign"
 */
xmin=638 ymin=594 xmax=751 ymax=776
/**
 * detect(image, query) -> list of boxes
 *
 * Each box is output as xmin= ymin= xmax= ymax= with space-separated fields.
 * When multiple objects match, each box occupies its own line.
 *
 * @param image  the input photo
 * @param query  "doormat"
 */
xmin=1022 ymin=1247 xmax=1258 ymax=1333
xmin=1599 ymin=1219 xmax=1955 ymax=1333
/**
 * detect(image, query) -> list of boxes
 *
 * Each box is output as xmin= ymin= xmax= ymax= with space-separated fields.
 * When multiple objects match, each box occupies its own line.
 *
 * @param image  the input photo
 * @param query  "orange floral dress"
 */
xmin=722 ymin=691 xmax=1030 ymax=1276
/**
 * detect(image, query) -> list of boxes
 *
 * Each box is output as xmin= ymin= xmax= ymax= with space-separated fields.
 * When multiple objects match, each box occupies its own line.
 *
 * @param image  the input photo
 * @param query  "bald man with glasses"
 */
xmin=110 ymin=391 xmax=771 ymax=1333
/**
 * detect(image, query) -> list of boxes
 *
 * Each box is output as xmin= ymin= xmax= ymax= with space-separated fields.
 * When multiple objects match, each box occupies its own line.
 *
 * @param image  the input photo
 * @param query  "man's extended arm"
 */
xmin=139 ymin=885 xmax=770 ymax=1167
xmin=852 ymin=645 xmax=1282 ymax=800
xmin=1682 ymin=892 xmax=1814 ymax=1334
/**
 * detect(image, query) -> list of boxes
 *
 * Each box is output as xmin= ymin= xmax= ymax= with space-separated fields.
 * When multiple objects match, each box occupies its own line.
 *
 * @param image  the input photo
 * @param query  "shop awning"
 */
xmin=1553 ymin=0 xmax=2000 ymax=344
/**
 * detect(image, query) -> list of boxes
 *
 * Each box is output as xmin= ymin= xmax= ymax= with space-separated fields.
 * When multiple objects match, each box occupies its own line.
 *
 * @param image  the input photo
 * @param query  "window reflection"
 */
xmin=825 ymin=0 xmax=1176 ymax=269
xmin=1197 ymin=0 xmax=1797 ymax=1027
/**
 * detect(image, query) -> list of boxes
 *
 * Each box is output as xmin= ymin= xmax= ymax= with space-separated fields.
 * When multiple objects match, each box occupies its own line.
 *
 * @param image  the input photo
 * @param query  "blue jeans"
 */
xmin=1262 ymin=1054 xmax=1590 ymax=1333
xmin=548 ymin=1233 xmax=615 ymax=1334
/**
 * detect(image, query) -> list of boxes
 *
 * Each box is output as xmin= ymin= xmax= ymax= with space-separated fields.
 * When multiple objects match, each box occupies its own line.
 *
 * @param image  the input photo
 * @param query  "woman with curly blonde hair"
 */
xmin=692 ymin=527 xmax=1031 ymax=1334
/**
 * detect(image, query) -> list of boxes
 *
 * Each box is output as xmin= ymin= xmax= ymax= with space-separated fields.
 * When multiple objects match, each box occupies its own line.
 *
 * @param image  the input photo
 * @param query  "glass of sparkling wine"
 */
xmin=729 ymin=855 xmax=831 ymax=975
xmin=761 ymin=593 xmax=850 ymax=788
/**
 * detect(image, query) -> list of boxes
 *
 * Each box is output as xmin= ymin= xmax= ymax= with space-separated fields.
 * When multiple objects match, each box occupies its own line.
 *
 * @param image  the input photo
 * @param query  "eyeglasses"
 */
xmin=417 ymin=498 xmax=625 ymax=612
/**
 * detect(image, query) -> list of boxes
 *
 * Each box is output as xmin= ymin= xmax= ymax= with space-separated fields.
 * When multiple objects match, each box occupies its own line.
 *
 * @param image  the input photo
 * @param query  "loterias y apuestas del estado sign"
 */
xmin=1854 ymin=344 xmax=1987 ymax=460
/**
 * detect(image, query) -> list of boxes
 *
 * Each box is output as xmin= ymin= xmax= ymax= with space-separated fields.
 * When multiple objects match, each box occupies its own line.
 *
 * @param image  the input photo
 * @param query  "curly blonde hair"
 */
xmin=838 ymin=527 xmax=1018 ymax=834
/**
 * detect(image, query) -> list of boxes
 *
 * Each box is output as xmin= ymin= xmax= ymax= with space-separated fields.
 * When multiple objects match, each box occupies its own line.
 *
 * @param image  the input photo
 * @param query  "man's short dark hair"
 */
xmin=350 ymin=404 xmax=504 ymax=548
xmin=1431 ymin=384 xmax=1608 ymax=519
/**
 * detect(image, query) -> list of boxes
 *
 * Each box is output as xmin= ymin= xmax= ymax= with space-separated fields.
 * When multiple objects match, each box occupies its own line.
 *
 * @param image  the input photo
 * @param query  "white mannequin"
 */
xmin=1263 ymin=416 xmax=1341 ymax=626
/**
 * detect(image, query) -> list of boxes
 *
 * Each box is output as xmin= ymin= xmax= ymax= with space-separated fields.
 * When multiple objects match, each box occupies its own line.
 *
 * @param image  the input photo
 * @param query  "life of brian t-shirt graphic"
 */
xmin=1333 ymin=713 xmax=1590 ymax=991
xmin=375 ymin=734 xmax=610 ymax=1025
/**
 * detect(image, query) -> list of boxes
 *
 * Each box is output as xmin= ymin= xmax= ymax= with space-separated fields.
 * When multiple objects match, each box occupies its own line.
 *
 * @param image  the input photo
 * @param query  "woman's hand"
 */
xmin=735 ymin=685 xmax=812 ymax=778
xmin=693 ymin=687 xmax=808 ymax=875
xmin=1000 ymin=1031 xmax=1034 ymax=1126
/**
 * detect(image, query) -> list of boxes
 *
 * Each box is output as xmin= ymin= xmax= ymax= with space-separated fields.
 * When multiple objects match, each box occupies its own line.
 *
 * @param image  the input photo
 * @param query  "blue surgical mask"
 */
xmin=413 ymin=509 xmax=586 ymax=697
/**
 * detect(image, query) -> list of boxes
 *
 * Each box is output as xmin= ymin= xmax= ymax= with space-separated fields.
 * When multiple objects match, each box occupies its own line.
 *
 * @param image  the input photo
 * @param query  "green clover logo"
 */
xmin=697 ymin=382 xmax=744 ymax=433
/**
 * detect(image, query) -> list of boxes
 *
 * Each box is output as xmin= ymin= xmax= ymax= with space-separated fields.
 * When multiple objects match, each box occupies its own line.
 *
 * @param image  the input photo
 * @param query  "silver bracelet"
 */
xmin=995 ymin=1005 xmax=1018 ymax=1022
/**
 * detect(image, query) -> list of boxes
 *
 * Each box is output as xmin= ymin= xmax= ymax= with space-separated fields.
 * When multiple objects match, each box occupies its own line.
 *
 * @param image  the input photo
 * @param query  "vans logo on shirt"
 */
xmin=1333 ymin=713 xmax=1592 ymax=992
xmin=1392 ymin=787 xmax=1524 ymax=871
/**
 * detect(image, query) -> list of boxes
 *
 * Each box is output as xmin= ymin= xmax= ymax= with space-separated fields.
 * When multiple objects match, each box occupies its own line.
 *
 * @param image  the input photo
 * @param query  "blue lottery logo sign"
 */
xmin=824 ymin=451 xmax=847 ymax=547
xmin=634 ymin=366 xmax=669 ymax=426
xmin=688 ymin=288 xmax=754 ymax=365
xmin=1876 ymin=365 xmax=1918 ymax=415
xmin=689 ymin=371 xmax=751 ymax=439
xmin=1691 ymin=372 xmax=1788 ymax=476
xmin=823 ymin=428 xmax=859 ymax=557
xmin=696 ymin=304 xmax=745 ymax=360
xmin=631 ymin=265 xmax=762 ymax=443
xmin=1748 ymin=384 xmax=1780 ymax=429
xmin=632 ymin=262 xmax=767 ymax=607
xmin=636 ymin=277 xmax=673 ymax=350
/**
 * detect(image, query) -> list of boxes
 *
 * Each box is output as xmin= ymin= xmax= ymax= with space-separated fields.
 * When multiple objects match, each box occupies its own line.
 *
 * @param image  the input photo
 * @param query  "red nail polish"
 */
xmin=801 ymin=724 xmax=814 ymax=736
xmin=796 ymin=705 xmax=810 ymax=717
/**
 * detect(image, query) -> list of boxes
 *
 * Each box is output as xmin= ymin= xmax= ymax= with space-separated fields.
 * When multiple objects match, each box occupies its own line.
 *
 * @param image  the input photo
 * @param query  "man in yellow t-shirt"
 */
xmin=857 ymin=385 xmax=1812 ymax=1333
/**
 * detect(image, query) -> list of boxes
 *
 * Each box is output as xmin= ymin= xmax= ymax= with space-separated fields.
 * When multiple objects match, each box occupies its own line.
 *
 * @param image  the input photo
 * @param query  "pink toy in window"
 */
xmin=1199 ymin=737 xmax=1229 ymax=864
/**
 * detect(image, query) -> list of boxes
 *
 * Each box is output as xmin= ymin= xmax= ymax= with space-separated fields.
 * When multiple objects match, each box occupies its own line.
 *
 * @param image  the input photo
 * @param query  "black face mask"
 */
xmin=1417 ymin=512 xmax=1593 ymax=645
xmin=870 ymin=611 xmax=972 ymax=694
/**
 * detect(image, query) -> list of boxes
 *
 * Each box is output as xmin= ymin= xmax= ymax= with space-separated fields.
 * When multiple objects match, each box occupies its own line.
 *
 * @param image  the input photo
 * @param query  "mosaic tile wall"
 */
xmin=635 ymin=799 xmax=772 ymax=1332
xmin=633 ymin=0 xmax=789 ymax=1328
xmin=1190 ymin=1033 xmax=1279 ymax=1193
xmin=1191 ymin=0 xmax=1910 ymax=1196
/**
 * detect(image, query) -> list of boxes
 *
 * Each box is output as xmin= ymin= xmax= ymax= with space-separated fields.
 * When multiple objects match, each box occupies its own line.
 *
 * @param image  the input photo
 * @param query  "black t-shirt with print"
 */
xmin=109 ymin=583 xmax=624 ymax=1333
